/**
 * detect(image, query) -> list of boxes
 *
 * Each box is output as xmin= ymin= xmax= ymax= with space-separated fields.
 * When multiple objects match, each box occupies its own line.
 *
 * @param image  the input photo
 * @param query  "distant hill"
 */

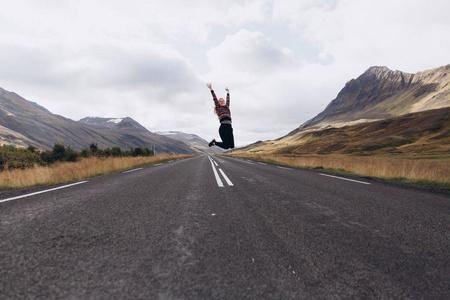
xmin=235 ymin=64 xmax=450 ymax=157
xmin=157 ymin=131 xmax=224 ymax=154
xmin=0 ymin=88 xmax=197 ymax=154
xmin=79 ymin=117 xmax=149 ymax=132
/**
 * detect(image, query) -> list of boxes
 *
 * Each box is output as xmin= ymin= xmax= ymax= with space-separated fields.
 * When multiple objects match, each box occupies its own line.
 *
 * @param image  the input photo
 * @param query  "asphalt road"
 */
xmin=1 ymin=155 xmax=449 ymax=299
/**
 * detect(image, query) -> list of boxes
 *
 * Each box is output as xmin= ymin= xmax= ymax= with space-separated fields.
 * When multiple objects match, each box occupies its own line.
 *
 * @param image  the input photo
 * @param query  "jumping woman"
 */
xmin=207 ymin=82 xmax=235 ymax=149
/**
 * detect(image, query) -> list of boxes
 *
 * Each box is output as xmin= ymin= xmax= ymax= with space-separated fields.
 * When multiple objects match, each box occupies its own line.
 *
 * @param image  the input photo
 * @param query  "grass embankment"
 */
xmin=0 ymin=154 xmax=194 ymax=190
xmin=229 ymin=153 xmax=450 ymax=188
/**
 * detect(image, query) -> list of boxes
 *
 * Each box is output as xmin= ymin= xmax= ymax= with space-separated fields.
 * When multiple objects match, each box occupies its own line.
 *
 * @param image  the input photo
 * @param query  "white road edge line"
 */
xmin=320 ymin=173 xmax=371 ymax=185
xmin=122 ymin=168 xmax=143 ymax=174
xmin=219 ymin=168 xmax=234 ymax=186
xmin=209 ymin=158 xmax=224 ymax=187
xmin=277 ymin=166 xmax=293 ymax=170
xmin=0 ymin=181 xmax=89 ymax=204
xmin=258 ymin=162 xmax=267 ymax=165
xmin=154 ymin=163 xmax=163 ymax=166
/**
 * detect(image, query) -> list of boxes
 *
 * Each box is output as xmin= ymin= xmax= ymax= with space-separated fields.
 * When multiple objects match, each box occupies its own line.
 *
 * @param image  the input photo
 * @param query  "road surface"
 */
xmin=1 ymin=155 xmax=449 ymax=299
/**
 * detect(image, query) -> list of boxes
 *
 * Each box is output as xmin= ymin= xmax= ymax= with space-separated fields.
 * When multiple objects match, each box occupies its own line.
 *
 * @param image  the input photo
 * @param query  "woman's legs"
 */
xmin=214 ymin=124 xmax=234 ymax=149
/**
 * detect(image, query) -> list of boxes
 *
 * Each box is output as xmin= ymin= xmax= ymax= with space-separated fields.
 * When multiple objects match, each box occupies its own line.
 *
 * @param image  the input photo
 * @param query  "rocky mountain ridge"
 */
xmin=300 ymin=64 xmax=450 ymax=130
xmin=78 ymin=117 xmax=149 ymax=132
xmin=0 ymin=88 xmax=203 ymax=154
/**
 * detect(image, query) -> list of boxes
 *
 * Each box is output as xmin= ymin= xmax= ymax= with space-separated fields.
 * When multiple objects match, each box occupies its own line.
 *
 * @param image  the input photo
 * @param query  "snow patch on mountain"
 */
xmin=157 ymin=131 xmax=186 ymax=136
xmin=107 ymin=118 xmax=123 ymax=124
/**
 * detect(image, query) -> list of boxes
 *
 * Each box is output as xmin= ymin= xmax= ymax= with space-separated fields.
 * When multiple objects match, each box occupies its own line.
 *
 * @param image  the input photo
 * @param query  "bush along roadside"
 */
xmin=0 ymin=143 xmax=154 ymax=172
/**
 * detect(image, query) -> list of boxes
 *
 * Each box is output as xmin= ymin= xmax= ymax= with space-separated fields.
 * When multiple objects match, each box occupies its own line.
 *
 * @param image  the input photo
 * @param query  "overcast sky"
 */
xmin=1 ymin=0 xmax=449 ymax=146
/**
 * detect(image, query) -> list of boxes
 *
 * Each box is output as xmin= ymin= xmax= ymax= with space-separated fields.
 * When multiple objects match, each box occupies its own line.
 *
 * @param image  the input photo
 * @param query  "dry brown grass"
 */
xmin=0 ymin=155 xmax=193 ymax=189
xmin=230 ymin=153 xmax=450 ymax=187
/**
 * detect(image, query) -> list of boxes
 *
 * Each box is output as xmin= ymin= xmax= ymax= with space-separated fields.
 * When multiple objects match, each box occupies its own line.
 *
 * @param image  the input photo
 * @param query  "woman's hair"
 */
xmin=213 ymin=98 xmax=225 ymax=116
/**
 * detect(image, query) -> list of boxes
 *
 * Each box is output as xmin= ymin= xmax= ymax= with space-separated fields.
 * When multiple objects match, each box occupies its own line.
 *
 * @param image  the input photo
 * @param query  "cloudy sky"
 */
xmin=1 ymin=0 xmax=449 ymax=146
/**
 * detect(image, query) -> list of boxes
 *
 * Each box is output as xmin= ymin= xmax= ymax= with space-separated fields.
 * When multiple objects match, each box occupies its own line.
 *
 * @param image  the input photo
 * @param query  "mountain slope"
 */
xmin=0 ymin=88 xmax=196 ymax=154
xmin=279 ymin=107 xmax=450 ymax=156
xmin=300 ymin=64 xmax=450 ymax=130
xmin=235 ymin=106 xmax=450 ymax=157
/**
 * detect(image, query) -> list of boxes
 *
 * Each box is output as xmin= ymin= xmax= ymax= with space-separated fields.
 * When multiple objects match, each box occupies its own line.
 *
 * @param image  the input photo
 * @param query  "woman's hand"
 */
xmin=206 ymin=83 xmax=212 ymax=90
xmin=225 ymin=87 xmax=229 ymax=93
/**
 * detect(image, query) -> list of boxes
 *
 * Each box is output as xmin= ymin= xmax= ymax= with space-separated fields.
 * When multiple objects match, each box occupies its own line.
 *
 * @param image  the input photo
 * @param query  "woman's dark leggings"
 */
xmin=215 ymin=123 xmax=235 ymax=149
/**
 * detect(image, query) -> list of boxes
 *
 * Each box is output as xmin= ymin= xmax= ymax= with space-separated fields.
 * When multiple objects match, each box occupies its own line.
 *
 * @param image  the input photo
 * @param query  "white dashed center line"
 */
xmin=208 ymin=156 xmax=234 ymax=187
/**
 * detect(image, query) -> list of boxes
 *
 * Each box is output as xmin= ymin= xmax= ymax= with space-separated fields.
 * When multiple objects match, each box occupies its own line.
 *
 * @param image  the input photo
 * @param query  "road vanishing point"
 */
xmin=1 ymin=155 xmax=449 ymax=299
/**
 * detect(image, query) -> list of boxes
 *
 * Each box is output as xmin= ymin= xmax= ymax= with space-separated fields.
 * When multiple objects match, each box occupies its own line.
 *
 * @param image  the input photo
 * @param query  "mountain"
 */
xmin=246 ymin=107 xmax=449 ymax=156
xmin=300 ymin=64 xmax=450 ymax=130
xmin=234 ymin=64 xmax=450 ymax=157
xmin=79 ymin=117 xmax=149 ymax=132
xmin=0 ymin=87 xmax=196 ymax=154
xmin=157 ymin=131 xmax=224 ymax=154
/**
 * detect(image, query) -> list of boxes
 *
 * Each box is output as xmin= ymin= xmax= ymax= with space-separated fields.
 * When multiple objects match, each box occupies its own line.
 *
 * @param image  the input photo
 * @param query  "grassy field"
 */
xmin=0 ymin=154 xmax=194 ymax=190
xmin=228 ymin=153 xmax=450 ymax=188
xmin=228 ymin=107 xmax=450 ymax=188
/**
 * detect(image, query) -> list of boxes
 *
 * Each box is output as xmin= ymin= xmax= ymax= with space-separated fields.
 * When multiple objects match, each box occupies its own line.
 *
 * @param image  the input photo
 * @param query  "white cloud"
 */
xmin=206 ymin=29 xmax=299 ymax=80
xmin=274 ymin=0 xmax=450 ymax=73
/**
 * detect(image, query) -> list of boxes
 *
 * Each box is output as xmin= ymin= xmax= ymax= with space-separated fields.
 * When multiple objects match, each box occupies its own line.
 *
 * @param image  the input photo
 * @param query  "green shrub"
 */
xmin=1 ymin=143 xmax=154 ymax=172
xmin=0 ymin=145 xmax=43 ymax=170
xmin=111 ymin=147 xmax=122 ymax=157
